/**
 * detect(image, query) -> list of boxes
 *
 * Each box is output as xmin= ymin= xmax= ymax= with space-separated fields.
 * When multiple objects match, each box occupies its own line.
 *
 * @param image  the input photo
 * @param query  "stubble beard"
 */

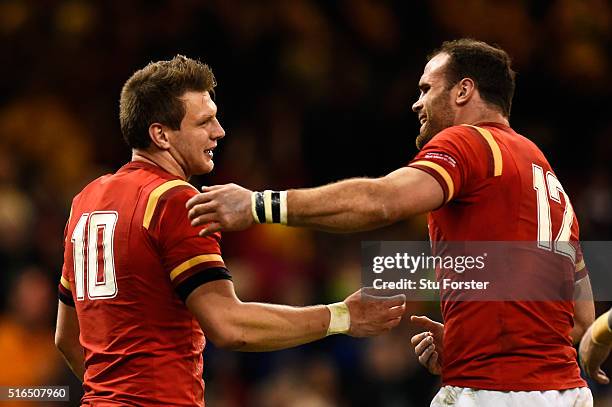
xmin=415 ymin=93 xmax=455 ymax=150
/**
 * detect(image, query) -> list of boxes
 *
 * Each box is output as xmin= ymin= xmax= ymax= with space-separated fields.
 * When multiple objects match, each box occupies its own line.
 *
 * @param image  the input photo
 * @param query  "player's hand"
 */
xmin=410 ymin=315 xmax=444 ymax=375
xmin=186 ymin=184 xmax=254 ymax=236
xmin=579 ymin=325 xmax=611 ymax=384
xmin=344 ymin=289 xmax=406 ymax=337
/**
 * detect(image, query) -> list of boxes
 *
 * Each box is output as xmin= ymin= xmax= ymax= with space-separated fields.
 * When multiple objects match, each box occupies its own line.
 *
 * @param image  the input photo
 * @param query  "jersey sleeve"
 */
xmin=58 ymin=213 xmax=75 ymax=307
xmin=408 ymin=125 xmax=502 ymax=205
xmin=146 ymin=185 xmax=232 ymax=301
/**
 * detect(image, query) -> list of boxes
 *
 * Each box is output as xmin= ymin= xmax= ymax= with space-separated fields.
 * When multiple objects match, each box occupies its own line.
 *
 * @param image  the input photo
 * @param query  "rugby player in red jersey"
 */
xmin=54 ymin=56 xmax=406 ymax=406
xmin=186 ymin=39 xmax=596 ymax=406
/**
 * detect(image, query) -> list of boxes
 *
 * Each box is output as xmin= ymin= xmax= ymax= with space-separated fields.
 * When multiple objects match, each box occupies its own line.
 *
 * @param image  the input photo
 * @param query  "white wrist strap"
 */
xmin=251 ymin=190 xmax=287 ymax=225
xmin=251 ymin=192 xmax=260 ymax=223
xmin=279 ymin=190 xmax=288 ymax=225
xmin=326 ymin=302 xmax=350 ymax=336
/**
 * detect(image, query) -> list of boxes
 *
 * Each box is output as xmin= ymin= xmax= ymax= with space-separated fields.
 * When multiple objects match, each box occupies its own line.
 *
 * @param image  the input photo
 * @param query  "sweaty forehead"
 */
xmin=420 ymin=53 xmax=450 ymax=85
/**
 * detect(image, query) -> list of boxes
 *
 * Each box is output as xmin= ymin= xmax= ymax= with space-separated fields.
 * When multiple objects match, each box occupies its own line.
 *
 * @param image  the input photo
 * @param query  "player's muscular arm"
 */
xmin=187 ymin=167 xmax=443 ymax=235
xmin=288 ymin=168 xmax=443 ymax=232
xmin=186 ymin=280 xmax=406 ymax=351
xmin=571 ymin=276 xmax=595 ymax=344
xmin=55 ymin=301 xmax=85 ymax=381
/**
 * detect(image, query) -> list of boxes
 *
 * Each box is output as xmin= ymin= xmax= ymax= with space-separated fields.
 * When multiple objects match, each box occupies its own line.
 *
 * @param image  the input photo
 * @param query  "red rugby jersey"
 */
xmin=409 ymin=123 xmax=587 ymax=391
xmin=58 ymin=161 xmax=230 ymax=406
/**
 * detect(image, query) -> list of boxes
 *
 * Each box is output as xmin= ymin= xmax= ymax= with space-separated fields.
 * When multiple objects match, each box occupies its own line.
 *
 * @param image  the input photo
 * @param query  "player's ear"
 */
xmin=148 ymin=123 xmax=171 ymax=150
xmin=455 ymin=78 xmax=475 ymax=106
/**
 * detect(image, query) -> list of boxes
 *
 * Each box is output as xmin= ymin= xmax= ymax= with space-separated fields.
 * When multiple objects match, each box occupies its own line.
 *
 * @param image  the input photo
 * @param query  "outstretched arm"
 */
xmin=187 ymin=167 xmax=443 ymax=235
xmin=288 ymin=168 xmax=443 ymax=231
xmin=186 ymin=280 xmax=406 ymax=351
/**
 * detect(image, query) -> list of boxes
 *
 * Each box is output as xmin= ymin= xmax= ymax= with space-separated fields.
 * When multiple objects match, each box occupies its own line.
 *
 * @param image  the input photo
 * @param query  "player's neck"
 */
xmin=456 ymin=105 xmax=509 ymax=127
xmin=131 ymin=150 xmax=188 ymax=180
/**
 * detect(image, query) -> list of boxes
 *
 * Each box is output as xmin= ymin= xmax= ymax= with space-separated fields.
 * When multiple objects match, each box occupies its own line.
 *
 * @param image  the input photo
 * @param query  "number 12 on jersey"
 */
xmin=532 ymin=164 xmax=576 ymax=262
xmin=71 ymin=211 xmax=119 ymax=300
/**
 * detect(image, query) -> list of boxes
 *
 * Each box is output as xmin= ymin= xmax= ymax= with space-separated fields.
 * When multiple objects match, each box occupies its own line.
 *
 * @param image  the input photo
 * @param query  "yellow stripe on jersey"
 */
xmin=411 ymin=160 xmax=455 ymax=203
xmin=60 ymin=275 xmax=71 ymax=289
xmin=575 ymin=258 xmax=585 ymax=273
xmin=463 ymin=125 xmax=503 ymax=176
xmin=143 ymin=180 xmax=196 ymax=229
xmin=170 ymin=254 xmax=225 ymax=281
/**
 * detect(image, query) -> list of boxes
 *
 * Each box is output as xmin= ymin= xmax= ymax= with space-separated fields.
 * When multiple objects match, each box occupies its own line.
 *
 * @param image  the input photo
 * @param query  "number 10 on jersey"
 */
xmin=71 ymin=211 xmax=119 ymax=300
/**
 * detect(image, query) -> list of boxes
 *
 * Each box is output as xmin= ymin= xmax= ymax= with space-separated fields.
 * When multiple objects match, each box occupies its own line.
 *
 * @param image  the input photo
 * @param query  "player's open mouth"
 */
xmin=204 ymin=149 xmax=214 ymax=158
xmin=419 ymin=115 xmax=427 ymax=125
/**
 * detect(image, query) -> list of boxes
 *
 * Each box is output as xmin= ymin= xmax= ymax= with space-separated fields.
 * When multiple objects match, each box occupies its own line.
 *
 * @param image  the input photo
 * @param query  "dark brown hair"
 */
xmin=429 ymin=39 xmax=516 ymax=117
xmin=119 ymin=55 xmax=217 ymax=149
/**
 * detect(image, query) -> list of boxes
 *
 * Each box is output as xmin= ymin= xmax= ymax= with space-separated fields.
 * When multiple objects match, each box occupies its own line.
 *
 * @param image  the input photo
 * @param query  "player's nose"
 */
xmin=412 ymin=99 xmax=422 ymax=113
xmin=212 ymin=119 xmax=225 ymax=140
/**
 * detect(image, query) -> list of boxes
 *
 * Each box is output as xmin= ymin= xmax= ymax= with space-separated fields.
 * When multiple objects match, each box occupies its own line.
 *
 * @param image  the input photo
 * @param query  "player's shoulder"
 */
xmin=421 ymin=124 xmax=508 ymax=179
xmin=112 ymin=162 xmax=199 ymax=212
xmin=494 ymin=125 xmax=550 ymax=167
xmin=507 ymin=127 xmax=545 ymax=154
xmin=144 ymin=179 xmax=222 ymax=245
xmin=71 ymin=172 xmax=114 ymax=206
xmin=435 ymin=124 xmax=475 ymax=138
xmin=423 ymin=125 xmax=498 ymax=162
xmin=141 ymin=178 xmax=198 ymax=227
xmin=146 ymin=179 xmax=198 ymax=206
xmin=427 ymin=124 xmax=485 ymax=148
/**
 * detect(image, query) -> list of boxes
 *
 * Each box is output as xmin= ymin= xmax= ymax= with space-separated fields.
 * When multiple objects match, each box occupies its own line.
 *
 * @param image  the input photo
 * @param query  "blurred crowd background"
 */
xmin=0 ymin=1 xmax=610 ymax=406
